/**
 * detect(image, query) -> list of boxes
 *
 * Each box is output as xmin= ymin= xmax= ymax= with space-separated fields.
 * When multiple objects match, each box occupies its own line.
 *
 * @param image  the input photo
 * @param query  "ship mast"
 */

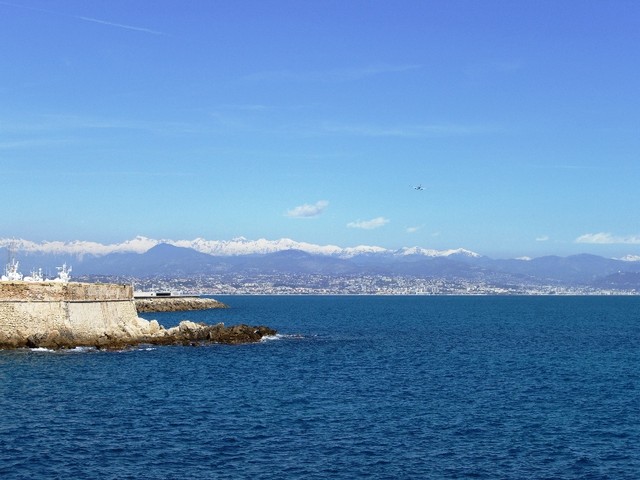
xmin=2 ymin=240 xmax=23 ymax=281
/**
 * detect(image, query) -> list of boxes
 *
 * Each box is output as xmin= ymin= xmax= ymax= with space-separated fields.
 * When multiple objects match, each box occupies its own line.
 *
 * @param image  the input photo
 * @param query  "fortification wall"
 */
xmin=0 ymin=281 xmax=132 ymax=302
xmin=0 ymin=281 xmax=151 ymax=348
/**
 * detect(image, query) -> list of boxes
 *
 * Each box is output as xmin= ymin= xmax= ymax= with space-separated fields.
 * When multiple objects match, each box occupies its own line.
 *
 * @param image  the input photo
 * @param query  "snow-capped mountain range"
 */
xmin=2 ymin=236 xmax=640 ymax=290
xmin=0 ymin=236 xmax=481 ymax=259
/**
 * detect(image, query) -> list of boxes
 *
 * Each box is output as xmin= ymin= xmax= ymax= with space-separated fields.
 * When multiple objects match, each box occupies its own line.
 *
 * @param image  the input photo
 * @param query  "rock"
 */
xmin=25 ymin=329 xmax=77 ymax=350
xmin=1 ymin=317 xmax=276 ymax=350
xmin=141 ymin=321 xmax=276 ymax=347
xmin=146 ymin=319 xmax=162 ymax=335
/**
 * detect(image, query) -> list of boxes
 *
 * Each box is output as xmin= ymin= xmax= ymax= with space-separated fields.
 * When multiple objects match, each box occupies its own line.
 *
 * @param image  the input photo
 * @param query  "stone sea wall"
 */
xmin=0 ymin=281 xmax=148 ymax=348
xmin=0 ymin=281 xmax=274 ymax=349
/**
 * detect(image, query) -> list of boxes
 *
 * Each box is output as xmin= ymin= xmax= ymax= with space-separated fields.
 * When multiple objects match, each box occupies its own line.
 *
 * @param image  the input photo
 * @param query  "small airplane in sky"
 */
xmin=413 ymin=184 xmax=425 ymax=191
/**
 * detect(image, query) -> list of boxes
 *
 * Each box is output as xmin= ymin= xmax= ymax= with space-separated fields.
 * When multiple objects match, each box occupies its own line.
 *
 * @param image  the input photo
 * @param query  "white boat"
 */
xmin=1 ymin=258 xmax=23 ymax=281
xmin=1 ymin=258 xmax=71 ymax=283
xmin=51 ymin=263 xmax=72 ymax=283
xmin=23 ymin=268 xmax=44 ymax=283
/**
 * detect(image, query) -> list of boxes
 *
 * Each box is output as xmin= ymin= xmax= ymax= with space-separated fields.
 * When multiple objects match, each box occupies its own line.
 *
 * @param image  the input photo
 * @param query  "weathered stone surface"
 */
xmin=0 ymin=281 xmax=144 ymax=347
xmin=0 ymin=281 xmax=132 ymax=301
xmin=135 ymin=297 xmax=228 ymax=313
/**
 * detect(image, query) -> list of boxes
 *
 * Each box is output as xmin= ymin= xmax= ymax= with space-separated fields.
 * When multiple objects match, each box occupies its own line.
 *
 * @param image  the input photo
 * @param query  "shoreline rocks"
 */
xmin=147 ymin=321 xmax=276 ymax=347
xmin=13 ymin=320 xmax=276 ymax=350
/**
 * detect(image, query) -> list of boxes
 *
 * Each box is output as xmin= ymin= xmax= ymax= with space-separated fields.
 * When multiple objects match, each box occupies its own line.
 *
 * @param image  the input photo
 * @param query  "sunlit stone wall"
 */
xmin=0 ymin=281 xmax=132 ymax=302
xmin=0 ymin=282 xmax=141 ymax=346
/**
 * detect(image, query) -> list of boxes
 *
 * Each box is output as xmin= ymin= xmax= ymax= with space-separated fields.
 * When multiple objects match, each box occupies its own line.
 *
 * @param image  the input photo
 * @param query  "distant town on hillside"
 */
xmin=3 ymin=241 xmax=640 ymax=295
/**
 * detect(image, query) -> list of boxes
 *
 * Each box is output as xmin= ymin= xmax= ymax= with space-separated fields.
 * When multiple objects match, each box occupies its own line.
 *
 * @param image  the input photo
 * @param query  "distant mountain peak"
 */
xmin=619 ymin=255 xmax=640 ymax=262
xmin=397 ymin=246 xmax=482 ymax=258
xmin=0 ymin=236 xmax=626 ymax=265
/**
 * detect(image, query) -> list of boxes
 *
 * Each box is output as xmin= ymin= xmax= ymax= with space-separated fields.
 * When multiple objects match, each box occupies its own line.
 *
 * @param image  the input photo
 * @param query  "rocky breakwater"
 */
xmin=135 ymin=296 xmax=229 ymax=313
xmin=0 ymin=282 xmax=275 ymax=350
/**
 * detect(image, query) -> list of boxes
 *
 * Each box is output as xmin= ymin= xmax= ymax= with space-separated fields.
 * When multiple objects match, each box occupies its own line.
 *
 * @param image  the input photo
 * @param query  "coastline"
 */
xmin=0 ymin=281 xmax=271 ymax=350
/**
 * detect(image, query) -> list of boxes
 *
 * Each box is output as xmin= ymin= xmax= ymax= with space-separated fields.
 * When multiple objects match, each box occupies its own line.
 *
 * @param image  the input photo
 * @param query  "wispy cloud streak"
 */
xmin=245 ymin=64 xmax=421 ymax=83
xmin=75 ymin=16 xmax=163 ymax=35
xmin=0 ymin=1 xmax=164 ymax=35
xmin=322 ymin=122 xmax=499 ymax=138
xmin=576 ymin=232 xmax=640 ymax=245
xmin=2 ymin=114 xmax=206 ymax=139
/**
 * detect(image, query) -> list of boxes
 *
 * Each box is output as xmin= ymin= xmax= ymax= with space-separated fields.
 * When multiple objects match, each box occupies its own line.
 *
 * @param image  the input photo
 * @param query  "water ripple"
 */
xmin=1 ymin=296 xmax=639 ymax=478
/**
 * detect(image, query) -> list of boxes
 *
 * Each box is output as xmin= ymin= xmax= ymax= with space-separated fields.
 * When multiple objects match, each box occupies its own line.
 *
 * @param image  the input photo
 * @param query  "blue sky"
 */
xmin=1 ymin=0 xmax=639 ymax=258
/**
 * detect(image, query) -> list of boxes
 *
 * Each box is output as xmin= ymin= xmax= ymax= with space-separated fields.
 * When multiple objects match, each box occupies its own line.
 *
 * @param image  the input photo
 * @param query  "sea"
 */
xmin=1 ymin=295 xmax=639 ymax=479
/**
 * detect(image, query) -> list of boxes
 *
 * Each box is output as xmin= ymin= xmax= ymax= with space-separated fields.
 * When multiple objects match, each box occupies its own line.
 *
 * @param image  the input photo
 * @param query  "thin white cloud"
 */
xmin=223 ymin=104 xmax=270 ymax=111
xmin=286 ymin=200 xmax=329 ymax=218
xmin=0 ymin=138 xmax=77 ymax=150
xmin=76 ymin=16 xmax=164 ymax=35
xmin=464 ymin=60 xmax=524 ymax=78
xmin=536 ymin=235 xmax=550 ymax=242
xmin=2 ymin=114 xmax=212 ymax=142
xmin=347 ymin=217 xmax=390 ymax=230
xmin=529 ymin=163 xmax=601 ymax=171
xmin=322 ymin=122 xmax=499 ymax=138
xmin=245 ymin=64 xmax=421 ymax=83
xmin=406 ymin=225 xmax=423 ymax=234
xmin=575 ymin=232 xmax=640 ymax=245
xmin=0 ymin=2 xmax=164 ymax=35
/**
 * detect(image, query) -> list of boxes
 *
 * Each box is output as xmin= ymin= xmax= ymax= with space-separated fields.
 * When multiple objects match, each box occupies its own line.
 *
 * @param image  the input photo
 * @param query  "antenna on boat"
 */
xmin=2 ymin=239 xmax=23 ymax=281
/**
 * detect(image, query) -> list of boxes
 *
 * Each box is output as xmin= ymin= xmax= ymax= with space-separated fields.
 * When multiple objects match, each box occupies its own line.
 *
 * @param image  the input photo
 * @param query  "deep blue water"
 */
xmin=1 ymin=295 xmax=639 ymax=479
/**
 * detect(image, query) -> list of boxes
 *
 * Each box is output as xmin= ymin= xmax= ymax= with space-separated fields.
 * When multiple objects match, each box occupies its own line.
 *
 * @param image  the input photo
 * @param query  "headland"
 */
xmin=0 ymin=280 xmax=273 ymax=350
